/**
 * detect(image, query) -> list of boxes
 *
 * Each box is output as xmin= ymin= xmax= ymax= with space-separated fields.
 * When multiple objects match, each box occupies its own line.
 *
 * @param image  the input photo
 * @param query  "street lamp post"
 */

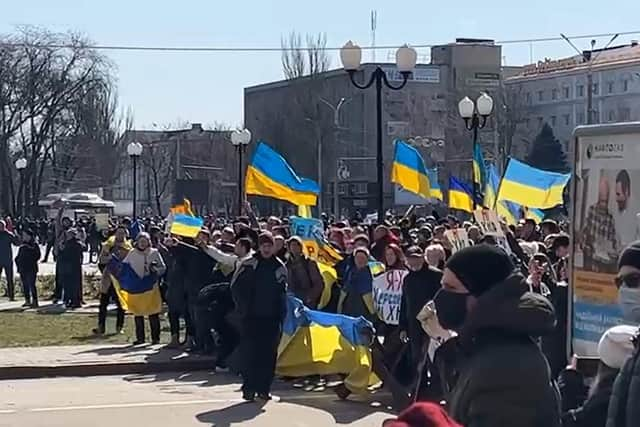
xmin=458 ymin=93 xmax=494 ymax=210
xmin=14 ymin=157 xmax=27 ymax=217
xmin=127 ymin=142 xmax=143 ymax=218
xmin=230 ymin=129 xmax=252 ymax=216
xmin=340 ymin=41 xmax=417 ymax=223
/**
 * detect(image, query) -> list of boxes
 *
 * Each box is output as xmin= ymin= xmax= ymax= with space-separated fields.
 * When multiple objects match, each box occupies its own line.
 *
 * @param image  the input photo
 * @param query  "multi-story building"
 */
xmin=245 ymin=38 xmax=510 ymax=215
xmin=505 ymin=41 xmax=640 ymax=159
xmin=112 ymin=124 xmax=236 ymax=216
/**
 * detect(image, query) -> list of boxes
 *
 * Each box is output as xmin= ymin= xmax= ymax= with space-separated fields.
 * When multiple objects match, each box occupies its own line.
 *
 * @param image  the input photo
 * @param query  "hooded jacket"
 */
xmin=436 ymin=273 xmax=561 ymax=427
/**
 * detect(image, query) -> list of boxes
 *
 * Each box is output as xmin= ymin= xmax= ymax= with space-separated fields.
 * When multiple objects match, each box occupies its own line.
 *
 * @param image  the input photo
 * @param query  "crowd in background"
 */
xmin=1 ymin=202 xmax=640 ymax=427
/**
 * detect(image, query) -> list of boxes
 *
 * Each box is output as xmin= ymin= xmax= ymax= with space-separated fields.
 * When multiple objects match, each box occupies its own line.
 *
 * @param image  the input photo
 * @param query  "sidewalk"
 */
xmin=0 ymin=344 xmax=216 ymax=380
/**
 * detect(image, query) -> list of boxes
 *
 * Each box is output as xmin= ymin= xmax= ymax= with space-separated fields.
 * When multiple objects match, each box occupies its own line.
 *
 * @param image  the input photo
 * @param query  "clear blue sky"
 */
xmin=3 ymin=0 xmax=639 ymax=128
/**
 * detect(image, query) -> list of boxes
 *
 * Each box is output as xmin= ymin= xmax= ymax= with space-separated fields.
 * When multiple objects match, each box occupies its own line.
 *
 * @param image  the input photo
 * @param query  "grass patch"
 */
xmin=0 ymin=312 xmax=172 ymax=348
xmin=1 ymin=273 xmax=102 ymax=300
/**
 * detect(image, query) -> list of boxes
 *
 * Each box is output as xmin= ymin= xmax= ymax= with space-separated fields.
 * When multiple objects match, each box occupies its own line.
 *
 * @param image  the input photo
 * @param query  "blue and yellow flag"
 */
xmin=497 ymin=158 xmax=570 ymax=209
xmin=170 ymin=214 xmax=204 ymax=238
xmin=473 ymin=143 xmax=486 ymax=191
xmin=276 ymin=296 xmax=378 ymax=394
xmin=110 ymin=261 xmax=162 ymax=316
xmin=391 ymin=140 xmax=431 ymax=199
xmin=484 ymin=163 xmax=519 ymax=225
xmin=298 ymin=205 xmax=312 ymax=219
xmin=448 ymin=176 xmax=474 ymax=213
xmin=245 ymin=142 xmax=319 ymax=206
xmin=427 ymin=168 xmax=443 ymax=201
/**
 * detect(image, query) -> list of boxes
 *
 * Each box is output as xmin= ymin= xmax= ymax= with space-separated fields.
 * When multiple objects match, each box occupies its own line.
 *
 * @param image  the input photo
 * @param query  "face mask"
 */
xmin=434 ymin=288 xmax=470 ymax=331
xmin=619 ymin=285 xmax=640 ymax=324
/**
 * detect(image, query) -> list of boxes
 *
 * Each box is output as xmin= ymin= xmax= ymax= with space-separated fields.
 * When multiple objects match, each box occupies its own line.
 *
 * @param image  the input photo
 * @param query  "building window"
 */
xmin=563 ymin=87 xmax=570 ymax=98
xmin=592 ymin=109 xmax=600 ymax=123
xmin=623 ymin=79 xmax=629 ymax=92
xmin=608 ymin=110 xmax=616 ymax=122
xmin=592 ymin=83 xmax=599 ymax=95
xmin=355 ymin=183 xmax=368 ymax=194
xmin=577 ymin=85 xmax=584 ymax=97
xmin=577 ymin=112 xmax=585 ymax=124
xmin=552 ymin=89 xmax=558 ymax=100
xmin=564 ymin=114 xmax=571 ymax=126
xmin=526 ymin=92 xmax=532 ymax=104
xmin=537 ymin=116 xmax=544 ymax=127
xmin=550 ymin=116 xmax=557 ymax=126
xmin=537 ymin=90 xmax=544 ymax=101
xmin=608 ymin=81 xmax=615 ymax=94
xmin=620 ymin=107 xmax=631 ymax=121
xmin=338 ymin=184 xmax=347 ymax=195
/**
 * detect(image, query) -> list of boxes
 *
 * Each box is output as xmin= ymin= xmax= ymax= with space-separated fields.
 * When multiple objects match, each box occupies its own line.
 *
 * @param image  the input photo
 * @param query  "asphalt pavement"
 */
xmin=0 ymin=373 xmax=393 ymax=426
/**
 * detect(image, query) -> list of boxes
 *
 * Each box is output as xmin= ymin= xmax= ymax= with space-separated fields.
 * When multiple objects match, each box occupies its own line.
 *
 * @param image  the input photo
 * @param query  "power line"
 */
xmin=0 ymin=30 xmax=639 ymax=53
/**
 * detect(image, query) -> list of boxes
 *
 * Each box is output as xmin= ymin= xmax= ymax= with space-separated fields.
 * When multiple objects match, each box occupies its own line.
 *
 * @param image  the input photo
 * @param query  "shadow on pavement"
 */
xmin=195 ymin=401 xmax=267 ymax=427
xmin=123 ymin=370 xmax=240 ymax=389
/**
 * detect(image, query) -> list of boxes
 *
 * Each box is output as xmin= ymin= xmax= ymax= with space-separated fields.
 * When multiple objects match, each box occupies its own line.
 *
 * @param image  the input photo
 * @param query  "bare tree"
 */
xmin=281 ymin=32 xmax=306 ymax=79
xmin=281 ymin=31 xmax=330 ymax=80
xmin=141 ymin=141 xmax=176 ymax=215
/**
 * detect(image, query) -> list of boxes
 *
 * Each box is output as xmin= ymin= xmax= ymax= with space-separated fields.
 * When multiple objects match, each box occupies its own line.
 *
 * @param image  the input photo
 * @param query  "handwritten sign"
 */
xmin=444 ymin=229 xmax=470 ymax=253
xmin=372 ymin=269 xmax=407 ymax=325
xmin=289 ymin=216 xmax=343 ymax=265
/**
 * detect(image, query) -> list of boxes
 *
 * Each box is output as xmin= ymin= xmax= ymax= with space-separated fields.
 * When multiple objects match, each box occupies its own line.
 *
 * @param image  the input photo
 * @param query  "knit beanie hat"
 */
xmin=598 ymin=325 xmax=638 ymax=369
xmin=618 ymin=241 xmax=640 ymax=271
xmin=257 ymin=232 xmax=275 ymax=246
xmin=445 ymin=244 xmax=514 ymax=296
xmin=383 ymin=402 xmax=462 ymax=427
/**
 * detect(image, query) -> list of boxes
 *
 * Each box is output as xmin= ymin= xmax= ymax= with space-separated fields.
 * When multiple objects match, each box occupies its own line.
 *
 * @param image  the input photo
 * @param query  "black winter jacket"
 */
xmin=231 ymin=254 xmax=287 ymax=321
xmin=399 ymin=264 xmax=442 ymax=341
xmin=436 ymin=273 xmax=561 ymax=427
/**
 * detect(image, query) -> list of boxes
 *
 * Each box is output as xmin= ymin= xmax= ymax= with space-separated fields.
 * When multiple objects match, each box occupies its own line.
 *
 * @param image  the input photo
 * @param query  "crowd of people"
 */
xmin=1 ymin=200 xmax=640 ymax=427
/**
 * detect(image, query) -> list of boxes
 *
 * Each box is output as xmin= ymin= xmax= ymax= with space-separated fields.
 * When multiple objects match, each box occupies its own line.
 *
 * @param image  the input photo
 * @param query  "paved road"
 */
xmin=0 ymin=373 xmax=393 ymax=426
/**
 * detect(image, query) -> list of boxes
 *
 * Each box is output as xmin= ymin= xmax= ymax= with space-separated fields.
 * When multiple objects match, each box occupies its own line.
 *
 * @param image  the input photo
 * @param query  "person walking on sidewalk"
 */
xmin=0 ymin=220 xmax=19 ymax=301
xmin=14 ymin=229 xmax=41 ymax=307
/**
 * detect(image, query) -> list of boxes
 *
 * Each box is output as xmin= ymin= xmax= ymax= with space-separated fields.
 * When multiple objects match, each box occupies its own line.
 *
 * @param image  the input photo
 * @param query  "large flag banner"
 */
xmin=245 ymin=142 xmax=320 ymax=206
xmin=372 ymin=269 xmax=407 ymax=325
xmin=391 ymin=140 xmax=431 ymax=199
xmin=448 ymin=176 xmax=474 ymax=213
xmin=276 ymin=296 xmax=379 ymax=394
xmin=497 ymin=158 xmax=570 ymax=209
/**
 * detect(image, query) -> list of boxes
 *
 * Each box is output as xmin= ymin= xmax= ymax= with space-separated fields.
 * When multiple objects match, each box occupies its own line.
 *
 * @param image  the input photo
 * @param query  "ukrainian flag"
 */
xmin=391 ymin=140 xmax=431 ymax=199
xmin=245 ymin=142 xmax=319 ymax=206
xmin=170 ymin=214 xmax=204 ymax=238
xmin=427 ymin=168 xmax=443 ymax=201
xmin=484 ymin=163 xmax=519 ymax=225
xmin=473 ymin=143 xmax=486 ymax=192
xmin=497 ymin=158 xmax=570 ymax=209
xmin=448 ymin=176 xmax=474 ymax=213
xmin=109 ymin=260 xmax=162 ymax=316
xmin=276 ymin=296 xmax=379 ymax=394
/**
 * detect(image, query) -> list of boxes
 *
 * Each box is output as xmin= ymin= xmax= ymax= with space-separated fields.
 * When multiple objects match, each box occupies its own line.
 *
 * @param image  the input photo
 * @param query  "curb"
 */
xmin=0 ymin=357 xmax=216 ymax=381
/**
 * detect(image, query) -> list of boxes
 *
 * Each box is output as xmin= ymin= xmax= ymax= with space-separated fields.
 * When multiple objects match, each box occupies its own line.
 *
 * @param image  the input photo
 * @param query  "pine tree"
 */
xmin=525 ymin=123 xmax=570 ymax=173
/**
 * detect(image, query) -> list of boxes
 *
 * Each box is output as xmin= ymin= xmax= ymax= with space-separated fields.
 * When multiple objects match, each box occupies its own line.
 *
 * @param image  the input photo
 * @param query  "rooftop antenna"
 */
xmin=371 ymin=10 xmax=377 ymax=63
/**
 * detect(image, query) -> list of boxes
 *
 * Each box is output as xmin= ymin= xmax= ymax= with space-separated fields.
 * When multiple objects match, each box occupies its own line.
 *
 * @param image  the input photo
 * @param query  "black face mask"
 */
xmin=434 ymin=288 xmax=470 ymax=331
